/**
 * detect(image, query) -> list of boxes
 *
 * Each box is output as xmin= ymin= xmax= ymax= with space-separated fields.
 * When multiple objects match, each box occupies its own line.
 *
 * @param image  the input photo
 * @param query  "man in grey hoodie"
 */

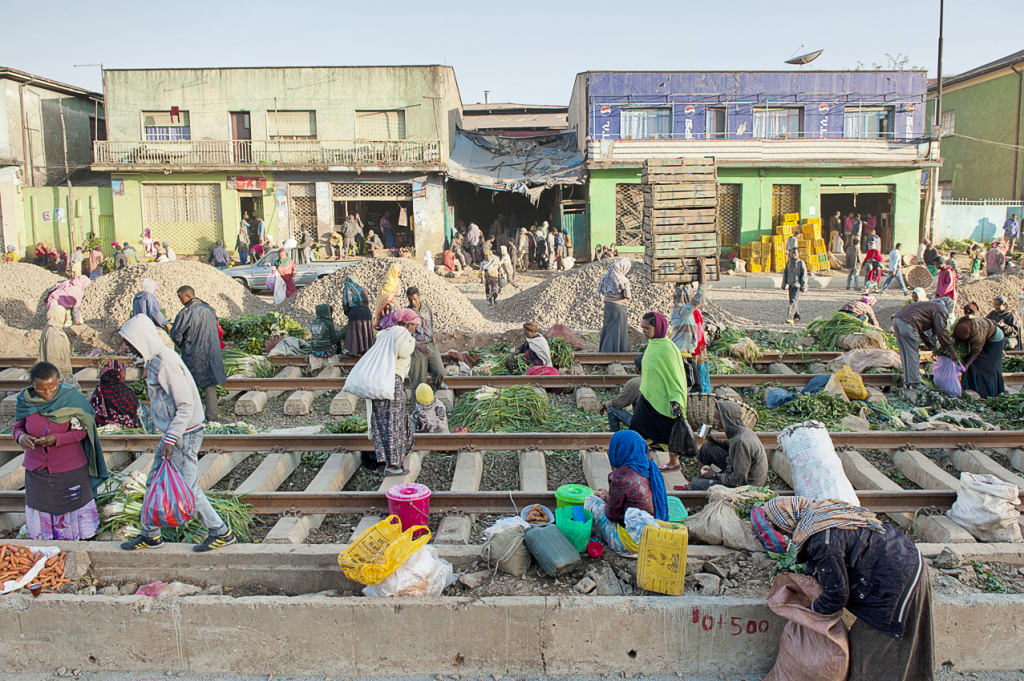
xmin=690 ymin=400 xmax=768 ymax=491
xmin=118 ymin=316 xmax=235 ymax=552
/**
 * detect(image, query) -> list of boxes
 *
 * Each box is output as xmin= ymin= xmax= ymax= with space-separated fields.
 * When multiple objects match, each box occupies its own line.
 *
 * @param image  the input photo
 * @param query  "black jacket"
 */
xmin=170 ymin=298 xmax=227 ymax=388
xmin=801 ymin=524 xmax=924 ymax=638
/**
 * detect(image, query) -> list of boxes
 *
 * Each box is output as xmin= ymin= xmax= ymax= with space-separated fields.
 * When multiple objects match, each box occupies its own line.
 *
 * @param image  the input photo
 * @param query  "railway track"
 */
xmin=2 ymin=430 xmax=1022 ymax=453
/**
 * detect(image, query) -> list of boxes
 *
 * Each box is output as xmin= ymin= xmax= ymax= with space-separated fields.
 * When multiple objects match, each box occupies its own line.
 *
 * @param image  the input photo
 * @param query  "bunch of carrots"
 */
xmin=0 ymin=543 xmax=69 ymax=594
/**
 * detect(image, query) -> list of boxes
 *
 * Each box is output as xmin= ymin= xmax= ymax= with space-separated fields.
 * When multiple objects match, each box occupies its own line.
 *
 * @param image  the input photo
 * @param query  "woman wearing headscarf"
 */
xmin=498 ymin=245 xmax=516 ymax=284
xmin=515 ymin=228 xmax=530 ymax=270
xmin=89 ymin=360 xmax=142 ymax=429
xmin=39 ymin=306 xmax=76 ymax=388
xmin=412 ymin=384 xmax=449 ymax=434
xmin=423 ymin=250 xmax=435 ymax=273
xmin=14 ymin=361 xmax=107 ymax=540
xmin=34 ymin=243 xmax=48 ymax=266
xmin=374 ymin=263 xmax=403 ymax=328
xmin=760 ymin=497 xmax=932 ymax=681
xmin=309 ymin=303 xmax=342 ymax=367
xmin=480 ymin=250 xmax=501 ymax=305
xmin=371 ymin=308 xmax=418 ymax=475
xmin=46 ymin=275 xmax=90 ymax=325
xmin=629 ymin=312 xmax=688 ymax=472
xmin=272 ymin=248 xmax=296 ymax=302
xmin=132 ymin=278 xmax=170 ymax=331
xmin=586 ymin=430 xmax=669 ymax=556
xmin=935 ymin=258 xmax=959 ymax=303
xmin=670 ymin=261 xmax=710 ymax=392
xmin=506 ymin=322 xmax=553 ymax=372
xmin=598 ymin=258 xmax=632 ymax=353
xmin=441 ymin=249 xmax=461 ymax=275
xmin=341 ymin=275 xmax=374 ymax=356
xmin=953 ymin=315 xmax=1005 ymax=397
xmin=909 ymin=287 xmax=927 ymax=304
xmin=838 ymin=294 xmax=881 ymax=328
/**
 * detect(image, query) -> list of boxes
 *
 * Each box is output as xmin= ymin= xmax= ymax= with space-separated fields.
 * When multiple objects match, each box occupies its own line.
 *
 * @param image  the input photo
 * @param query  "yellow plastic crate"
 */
xmin=814 ymin=238 xmax=826 ymax=248
xmin=760 ymin=235 xmax=772 ymax=243
xmin=802 ymin=217 xmax=822 ymax=226
xmin=814 ymin=246 xmax=827 ymax=255
xmin=637 ymin=523 xmax=689 ymax=596
xmin=771 ymin=235 xmax=784 ymax=245
xmin=749 ymin=262 xmax=764 ymax=273
xmin=784 ymin=212 xmax=800 ymax=223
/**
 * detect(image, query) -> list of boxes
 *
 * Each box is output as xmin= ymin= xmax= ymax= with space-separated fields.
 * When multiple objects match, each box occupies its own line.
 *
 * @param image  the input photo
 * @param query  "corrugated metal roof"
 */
xmin=928 ymin=49 xmax=1024 ymax=91
xmin=0 ymin=66 xmax=102 ymax=100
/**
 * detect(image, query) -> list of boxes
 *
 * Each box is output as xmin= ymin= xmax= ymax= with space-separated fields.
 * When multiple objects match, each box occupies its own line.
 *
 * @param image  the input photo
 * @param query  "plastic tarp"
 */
xmin=446 ymin=129 xmax=585 ymax=200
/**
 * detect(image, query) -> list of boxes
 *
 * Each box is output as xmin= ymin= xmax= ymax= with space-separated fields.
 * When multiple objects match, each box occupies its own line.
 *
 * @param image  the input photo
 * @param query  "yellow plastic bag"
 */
xmin=834 ymin=365 xmax=868 ymax=401
xmin=337 ymin=515 xmax=431 ymax=585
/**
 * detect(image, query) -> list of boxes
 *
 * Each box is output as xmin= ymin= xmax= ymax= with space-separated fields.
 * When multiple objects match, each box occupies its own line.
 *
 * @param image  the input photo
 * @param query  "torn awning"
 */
xmin=446 ymin=129 xmax=585 ymax=199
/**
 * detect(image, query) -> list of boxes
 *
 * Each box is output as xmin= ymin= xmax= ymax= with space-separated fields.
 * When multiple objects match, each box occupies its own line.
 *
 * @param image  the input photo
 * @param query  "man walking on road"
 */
xmin=406 ymin=286 xmax=445 ymax=392
xmin=118 ymin=316 xmax=235 ymax=552
xmin=880 ymin=243 xmax=910 ymax=295
xmin=1004 ymin=214 xmax=1019 ymax=253
xmin=782 ymin=248 xmax=807 ymax=324
xmin=170 ymin=286 xmax=227 ymax=422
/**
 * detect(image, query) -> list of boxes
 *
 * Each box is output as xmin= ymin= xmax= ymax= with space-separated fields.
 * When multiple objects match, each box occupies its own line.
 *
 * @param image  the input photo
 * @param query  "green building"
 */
xmin=927 ymin=49 xmax=1024 ymax=201
xmin=94 ymin=66 xmax=463 ymax=258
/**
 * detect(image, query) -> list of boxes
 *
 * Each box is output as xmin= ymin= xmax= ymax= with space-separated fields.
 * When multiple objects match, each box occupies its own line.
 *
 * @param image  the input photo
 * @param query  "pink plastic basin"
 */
xmin=385 ymin=482 xmax=432 ymax=532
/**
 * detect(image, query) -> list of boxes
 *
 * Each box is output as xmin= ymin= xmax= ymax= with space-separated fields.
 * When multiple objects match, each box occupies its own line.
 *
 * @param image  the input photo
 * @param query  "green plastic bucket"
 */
xmin=667 ymin=496 xmax=689 ymax=523
xmin=555 ymin=505 xmax=594 ymax=553
xmin=555 ymin=484 xmax=593 ymax=508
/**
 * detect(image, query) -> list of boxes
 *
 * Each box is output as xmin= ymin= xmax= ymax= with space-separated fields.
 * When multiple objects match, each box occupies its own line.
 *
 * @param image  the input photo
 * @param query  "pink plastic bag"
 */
xmin=933 ymin=355 xmax=964 ymax=397
xmin=526 ymin=366 xmax=559 ymax=376
xmin=141 ymin=459 xmax=196 ymax=528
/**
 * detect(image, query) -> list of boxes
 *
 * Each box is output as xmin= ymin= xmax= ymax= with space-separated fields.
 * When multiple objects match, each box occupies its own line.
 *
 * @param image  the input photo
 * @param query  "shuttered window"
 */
xmin=718 ymin=184 xmax=741 ymax=247
xmin=356 ymin=110 xmax=406 ymax=140
xmin=143 ymin=111 xmax=190 ymax=141
xmin=267 ymin=110 xmax=317 ymax=139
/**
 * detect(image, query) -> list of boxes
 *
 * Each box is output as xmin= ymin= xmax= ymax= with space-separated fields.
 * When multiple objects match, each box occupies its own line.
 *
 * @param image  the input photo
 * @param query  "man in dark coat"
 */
xmin=690 ymin=400 xmax=768 ymax=490
xmin=170 ymin=286 xmax=227 ymax=421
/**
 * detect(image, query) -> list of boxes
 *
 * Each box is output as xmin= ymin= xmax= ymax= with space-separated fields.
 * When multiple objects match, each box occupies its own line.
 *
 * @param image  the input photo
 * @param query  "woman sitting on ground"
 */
xmin=412 ymin=384 xmax=449 ymax=434
xmin=759 ymin=497 xmax=932 ymax=681
xmin=628 ymin=312 xmax=688 ymax=472
xmin=14 ymin=361 xmax=107 ymax=540
xmin=89 ymin=360 xmax=142 ymax=429
xmin=838 ymin=294 xmax=880 ymax=328
xmin=309 ymin=304 xmax=342 ymax=367
xmin=586 ymin=430 xmax=669 ymax=555
xmin=506 ymin=322 xmax=554 ymax=373
xmin=953 ymin=315 xmax=1006 ymax=397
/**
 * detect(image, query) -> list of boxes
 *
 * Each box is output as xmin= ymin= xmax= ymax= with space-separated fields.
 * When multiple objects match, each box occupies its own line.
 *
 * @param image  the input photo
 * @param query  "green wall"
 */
xmin=19 ymin=186 xmax=113 ymax=254
xmin=589 ymin=166 xmax=922 ymax=252
xmin=927 ymin=72 xmax=1024 ymax=200
xmin=111 ymin=173 xmax=278 ymax=256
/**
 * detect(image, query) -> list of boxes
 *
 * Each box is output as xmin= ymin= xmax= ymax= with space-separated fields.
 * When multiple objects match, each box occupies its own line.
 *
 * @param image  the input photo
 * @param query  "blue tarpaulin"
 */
xmin=446 ymin=129 xmax=585 ymax=199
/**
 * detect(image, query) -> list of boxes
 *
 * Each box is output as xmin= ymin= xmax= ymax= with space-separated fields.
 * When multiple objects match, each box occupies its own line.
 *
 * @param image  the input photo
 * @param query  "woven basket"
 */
xmin=906 ymin=265 xmax=933 ymax=289
xmin=686 ymin=393 xmax=758 ymax=431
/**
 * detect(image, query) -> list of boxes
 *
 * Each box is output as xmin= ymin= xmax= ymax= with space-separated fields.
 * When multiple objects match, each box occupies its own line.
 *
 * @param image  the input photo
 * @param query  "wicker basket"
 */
xmin=905 ymin=265 xmax=933 ymax=289
xmin=686 ymin=392 xmax=758 ymax=431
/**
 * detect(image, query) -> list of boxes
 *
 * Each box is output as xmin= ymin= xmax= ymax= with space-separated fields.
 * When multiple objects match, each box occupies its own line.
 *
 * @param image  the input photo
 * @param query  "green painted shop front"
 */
xmin=588 ymin=166 xmax=923 ymax=255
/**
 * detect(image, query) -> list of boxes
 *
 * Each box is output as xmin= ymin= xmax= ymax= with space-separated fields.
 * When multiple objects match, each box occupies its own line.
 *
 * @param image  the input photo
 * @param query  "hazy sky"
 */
xmin=3 ymin=0 xmax=1019 ymax=104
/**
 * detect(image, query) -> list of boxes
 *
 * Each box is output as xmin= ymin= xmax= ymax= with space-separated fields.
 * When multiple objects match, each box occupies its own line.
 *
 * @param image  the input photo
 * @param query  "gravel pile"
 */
xmin=0 ymin=262 xmax=66 ymax=329
xmin=284 ymin=257 xmax=497 ymax=333
xmin=79 ymin=261 xmax=273 ymax=328
xmin=957 ymin=269 xmax=1024 ymax=317
xmin=494 ymin=258 xmax=747 ymax=331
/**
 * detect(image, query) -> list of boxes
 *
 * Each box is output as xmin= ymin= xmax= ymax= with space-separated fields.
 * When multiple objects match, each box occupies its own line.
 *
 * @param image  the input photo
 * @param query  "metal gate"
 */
xmin=288 ymin=184 xmax=318 ymax=241
xmin=562 ymin=211 xmax=588 ymax=260
xmin=771 ymin=184 xmax=800 ymax=227
xmin=615 ymin=184 xmax=643 ymax=247
xmin=98 ymin=216 xmax=116 ymax=256
xmin=717 ymin=184 xmax=741 ymax=247
xmin=142 ymin=184 xmax=223 ymax=255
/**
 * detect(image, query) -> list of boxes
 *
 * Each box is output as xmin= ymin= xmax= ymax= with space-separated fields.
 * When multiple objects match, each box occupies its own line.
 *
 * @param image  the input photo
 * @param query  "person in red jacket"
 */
xmin=862 ymin=245 xmax=884 ymax=291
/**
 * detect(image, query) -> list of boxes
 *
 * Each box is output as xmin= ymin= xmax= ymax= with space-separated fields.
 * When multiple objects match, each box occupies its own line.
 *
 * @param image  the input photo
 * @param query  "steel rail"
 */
xmin=4 ymin=373 xmax=1023 ymax=393
xmin=0 ymin=489 xmax=975 ymax=515
xmin=1 ymin=431 xmax=1022 ymax=453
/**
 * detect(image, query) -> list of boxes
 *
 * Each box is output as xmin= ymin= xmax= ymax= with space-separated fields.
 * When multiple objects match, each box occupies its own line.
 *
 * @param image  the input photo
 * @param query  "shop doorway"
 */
xmin=446 ymin=179 xmax=560 ymax=262
xmin=239 ymin=195 xmax=264 ymax=246
xmin=332 ymin=200 xmax=414 ymax=252
xmin=820 ymin=189 xmax=894 ymax=251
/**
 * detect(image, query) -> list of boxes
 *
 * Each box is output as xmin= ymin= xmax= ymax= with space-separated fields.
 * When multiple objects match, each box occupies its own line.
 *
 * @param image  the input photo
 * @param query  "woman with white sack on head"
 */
xmin=344 ymin=307 xmax=419 ymax=476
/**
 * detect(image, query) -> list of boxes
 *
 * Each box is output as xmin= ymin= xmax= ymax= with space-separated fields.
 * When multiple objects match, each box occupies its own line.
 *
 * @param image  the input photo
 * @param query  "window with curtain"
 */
xmin=143 ymin=111 xmax=190 ymax=141
xmin=940 ymin=110 xmax=955 ymax=137
xmin=706 ymin=107 xmax=727 ymax=138
xmin=843 ymin=107 xmax=893 ymax=139
xmin=752 ymin=108 xmax=803 ymax=139
xmin=619 ymin=108 xmax=672 ymax=139
xmin=267 ymin=110 xmax=317 ymax=139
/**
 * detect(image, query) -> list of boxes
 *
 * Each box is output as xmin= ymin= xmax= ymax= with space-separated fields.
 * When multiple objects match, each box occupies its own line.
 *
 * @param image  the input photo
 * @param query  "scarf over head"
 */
xmin=648 ymin=311 xmax=669 ymax=339
xmin=442 ymin=250 xmax=456 ymax=273
xmin=90 ymin=360 xmax=140 ymax=428
xmin=16 ymin=382 xmax=107 ymax=489
xmin=608 ymin=430 xmax=668 ymax=521
xmin=423 ymin=251 xmax=434 ymax=271
xmin=342 ymin=275 xmax=365 ymax=308
xmin=860 ymin=294 xmax=877 ymax=306
xmin=763 ymin=496 xmax=885 ymax=551
xmin=374 ymin=264 xmax=403 ymax=319
xmin=40 ymin=307 xmax=72 ymax=376
xmin=141 ymin=278 xmax=158 ymax=295
xmin=598 ymin=258 xmax=632 ymax=297
xmin=639 ymin=334 xmax=688 ymax=417
xmin=525 ymin=334 xmax=552 ymax=367
xmin=912 ymin=287 xmax=927 ymax=302
xmin=390 ymin=307 xmax=420 ymax=326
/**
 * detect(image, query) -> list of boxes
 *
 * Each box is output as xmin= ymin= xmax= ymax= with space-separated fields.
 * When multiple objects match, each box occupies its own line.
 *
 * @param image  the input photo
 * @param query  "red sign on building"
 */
xmin=227 ymin=176 xmax=267 ymax=191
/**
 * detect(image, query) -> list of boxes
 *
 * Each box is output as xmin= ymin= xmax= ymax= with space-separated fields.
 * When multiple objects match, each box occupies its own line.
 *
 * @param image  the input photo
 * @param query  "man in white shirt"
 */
xmin=879 ymin=243 xmax=910 ymax=295
xmin=161 ymin=241 xmax=177 ymax=261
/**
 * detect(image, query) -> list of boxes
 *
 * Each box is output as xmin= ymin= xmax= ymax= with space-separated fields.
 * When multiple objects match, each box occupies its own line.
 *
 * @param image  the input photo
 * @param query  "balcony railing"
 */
xmin=93 ymin=139 xmax=442 ymax=168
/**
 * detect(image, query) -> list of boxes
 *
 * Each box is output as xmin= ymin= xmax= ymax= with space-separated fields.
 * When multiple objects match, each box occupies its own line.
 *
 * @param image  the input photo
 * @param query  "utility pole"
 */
xmin=58 ymin=96 xmax=77 ymax=250
xmin=928 ymin=0 xmax=944 ymax=242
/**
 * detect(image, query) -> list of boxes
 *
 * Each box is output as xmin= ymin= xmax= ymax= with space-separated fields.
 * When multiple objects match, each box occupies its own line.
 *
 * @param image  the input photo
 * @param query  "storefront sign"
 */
xmin=227 ymin=176 xmax=267 ymax=191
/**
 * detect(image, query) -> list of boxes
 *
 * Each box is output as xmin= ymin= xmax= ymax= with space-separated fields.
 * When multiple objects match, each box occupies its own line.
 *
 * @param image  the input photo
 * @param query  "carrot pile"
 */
xmin=0 ymin=543 xmax=69 ymax=594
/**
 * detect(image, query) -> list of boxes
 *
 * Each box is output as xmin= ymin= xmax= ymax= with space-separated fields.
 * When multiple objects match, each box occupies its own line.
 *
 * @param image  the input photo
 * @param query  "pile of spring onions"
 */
xmin=222 ymin=348 xmax=277 ymax=379
xmin=806 ymin=313 xmax=897 ymax=351
xmin=97 ymin=471 xmax=256 ymax=543
xmin=449 ymin=385 xmax=551 ymax=432
xmin=548 ymin=337 xmax=576 ymax=369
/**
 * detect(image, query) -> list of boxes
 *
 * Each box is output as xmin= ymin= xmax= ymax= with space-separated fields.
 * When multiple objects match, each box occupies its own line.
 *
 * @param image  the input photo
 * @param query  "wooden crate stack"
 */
xmin=641 ymin=157 xmax=720 ymax=283
xmin=739 ymin=213 xmax=828 ymax=272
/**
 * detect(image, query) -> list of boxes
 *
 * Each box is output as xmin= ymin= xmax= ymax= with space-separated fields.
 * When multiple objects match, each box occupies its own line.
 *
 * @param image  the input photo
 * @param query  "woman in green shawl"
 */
xmin=629 ymin=311 xmax=689 ymax=472
xmin=13 ymin=361 xmax=107 ymax=540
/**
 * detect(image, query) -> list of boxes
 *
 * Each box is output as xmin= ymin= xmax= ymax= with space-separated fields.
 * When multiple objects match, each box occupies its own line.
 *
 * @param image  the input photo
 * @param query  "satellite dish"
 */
xmin=786 ymin=49 xmax=824 ymax=65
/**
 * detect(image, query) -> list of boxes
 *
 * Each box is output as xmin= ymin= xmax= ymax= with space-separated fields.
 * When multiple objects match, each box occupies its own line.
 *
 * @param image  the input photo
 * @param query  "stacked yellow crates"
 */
xmin=800 ymin=218 xmax=824 ymax=270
